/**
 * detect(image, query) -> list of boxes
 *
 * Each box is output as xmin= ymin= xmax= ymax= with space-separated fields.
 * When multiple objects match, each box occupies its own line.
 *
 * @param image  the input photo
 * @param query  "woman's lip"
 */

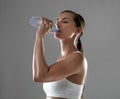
xmin=57 ymin=29 xmax=60 ymax=32
xmin=56 ymin=28 xmax=60 ymax=32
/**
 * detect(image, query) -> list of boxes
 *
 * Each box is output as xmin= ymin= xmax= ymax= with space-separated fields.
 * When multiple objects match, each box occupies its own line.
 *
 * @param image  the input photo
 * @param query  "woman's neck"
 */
xmin=60 ymin=39 xmax=77 ymax=58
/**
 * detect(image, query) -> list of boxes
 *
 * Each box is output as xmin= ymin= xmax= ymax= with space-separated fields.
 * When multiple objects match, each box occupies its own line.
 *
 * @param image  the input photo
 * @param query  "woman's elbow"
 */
xmin=33 ymin=76 xmax=39 ymax=82
xmin=33 ymin=76 xmax=44 ymax=83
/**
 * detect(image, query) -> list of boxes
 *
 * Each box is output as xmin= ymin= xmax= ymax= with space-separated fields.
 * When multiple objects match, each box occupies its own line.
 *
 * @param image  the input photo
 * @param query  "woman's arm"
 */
xmin=32 ymin=17 xmax=53 ymax=82
xmin=32 ymin=37 xmax=48 ymax=82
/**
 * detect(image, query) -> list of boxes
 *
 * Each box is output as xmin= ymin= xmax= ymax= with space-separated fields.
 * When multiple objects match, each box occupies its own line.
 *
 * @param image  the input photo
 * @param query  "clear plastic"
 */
xmin=29 ymin=16 xmax=59 ymax=33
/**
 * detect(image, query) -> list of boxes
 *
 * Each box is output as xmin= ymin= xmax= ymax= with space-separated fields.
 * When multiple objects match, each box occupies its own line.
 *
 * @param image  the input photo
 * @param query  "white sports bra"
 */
xmin=43 ymin=78 xmax=84 ymax=99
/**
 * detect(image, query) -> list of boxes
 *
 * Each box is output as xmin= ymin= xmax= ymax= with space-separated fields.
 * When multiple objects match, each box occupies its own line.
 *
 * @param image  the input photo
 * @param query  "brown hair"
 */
xmin=61 ymin=10 xmax=85 ymax=53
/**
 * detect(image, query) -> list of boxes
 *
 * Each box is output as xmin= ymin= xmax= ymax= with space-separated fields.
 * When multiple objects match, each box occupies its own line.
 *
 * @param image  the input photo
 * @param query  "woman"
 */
xmin=32 ymin=10 xmax=88 ymax=99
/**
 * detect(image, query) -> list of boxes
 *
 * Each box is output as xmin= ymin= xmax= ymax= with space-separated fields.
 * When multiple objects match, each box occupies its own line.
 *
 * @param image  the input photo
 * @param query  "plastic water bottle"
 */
xmin=29 ymin=16 xmax=59 ymax=33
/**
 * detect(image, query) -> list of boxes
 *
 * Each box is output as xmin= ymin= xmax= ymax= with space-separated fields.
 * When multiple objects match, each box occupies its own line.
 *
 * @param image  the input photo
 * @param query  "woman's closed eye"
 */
xmin=56 ymin=18 xmax=70 ymax=24
xmin=61 ymin=20 xmax=69 ymax=23
xmin=56 ymin=20 xmax=69 ymax=24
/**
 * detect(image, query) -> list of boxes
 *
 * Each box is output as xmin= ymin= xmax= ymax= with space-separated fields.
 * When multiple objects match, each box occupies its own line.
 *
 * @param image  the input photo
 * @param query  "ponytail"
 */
xmin=76 ymin=36 xmax=83 ymax=53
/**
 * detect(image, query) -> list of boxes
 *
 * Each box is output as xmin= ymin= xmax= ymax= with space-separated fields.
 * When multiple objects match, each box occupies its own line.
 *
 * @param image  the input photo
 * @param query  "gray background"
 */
xmin=0 ymin=0 xmax=120 ymax=99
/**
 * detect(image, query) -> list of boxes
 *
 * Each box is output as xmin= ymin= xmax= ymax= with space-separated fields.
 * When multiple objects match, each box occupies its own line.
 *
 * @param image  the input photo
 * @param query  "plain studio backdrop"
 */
xmin=0 ymin=0 xmax=120 ymax=99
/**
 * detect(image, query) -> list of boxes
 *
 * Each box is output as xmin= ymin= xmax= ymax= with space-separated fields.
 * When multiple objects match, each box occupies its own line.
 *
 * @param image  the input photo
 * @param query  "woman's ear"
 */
xmin=75 ymin=27 xmax=82 ymax=34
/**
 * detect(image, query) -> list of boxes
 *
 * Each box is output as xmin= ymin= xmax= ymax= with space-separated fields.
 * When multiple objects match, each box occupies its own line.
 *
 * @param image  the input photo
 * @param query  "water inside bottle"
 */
xmin=29 ymin=16 xmax=59 ymax=33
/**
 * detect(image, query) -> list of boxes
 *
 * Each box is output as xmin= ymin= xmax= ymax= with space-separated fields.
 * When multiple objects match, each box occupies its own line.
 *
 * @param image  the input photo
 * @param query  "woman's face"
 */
xmin=54 ymin=12 xmax=78 ymax=40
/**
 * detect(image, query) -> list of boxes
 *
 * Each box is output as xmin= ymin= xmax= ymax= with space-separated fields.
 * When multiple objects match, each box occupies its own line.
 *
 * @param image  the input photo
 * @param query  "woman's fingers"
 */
xmin=36 ymin=17 xmax=53 ymax=37
xmin=41 ymin=17 xmax=52 ymax=25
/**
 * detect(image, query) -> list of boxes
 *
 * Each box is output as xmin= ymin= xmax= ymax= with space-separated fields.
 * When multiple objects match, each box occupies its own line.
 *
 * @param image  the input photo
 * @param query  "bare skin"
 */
xmin=32 ymin=12 xmax=87 ymax=99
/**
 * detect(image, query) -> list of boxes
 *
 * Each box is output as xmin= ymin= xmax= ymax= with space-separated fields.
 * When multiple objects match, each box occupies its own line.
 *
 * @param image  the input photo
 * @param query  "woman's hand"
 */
xmin=36 ymin=17 xmax=53 ymax=39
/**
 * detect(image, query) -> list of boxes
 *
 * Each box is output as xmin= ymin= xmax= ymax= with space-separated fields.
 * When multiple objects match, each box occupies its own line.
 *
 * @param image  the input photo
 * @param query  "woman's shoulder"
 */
xmin=72 ymin=51 xmax=87 ymax=61
xmin=57 ymin=51 xmax=84 ymax=62
xmin=72 ymin=51 xmax=83 ymax=55
xmin=65 ymin=51 xmax=84 ymax=64
xmin=69 ymin=51 xmax=88 ymax=67
xmin=69 ymin=51 xmax=83 ymax=59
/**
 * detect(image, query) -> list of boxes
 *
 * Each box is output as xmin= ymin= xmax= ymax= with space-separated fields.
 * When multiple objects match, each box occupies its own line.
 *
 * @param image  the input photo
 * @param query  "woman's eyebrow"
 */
xmin=56 ymin=17 xmax=71 ymax=21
